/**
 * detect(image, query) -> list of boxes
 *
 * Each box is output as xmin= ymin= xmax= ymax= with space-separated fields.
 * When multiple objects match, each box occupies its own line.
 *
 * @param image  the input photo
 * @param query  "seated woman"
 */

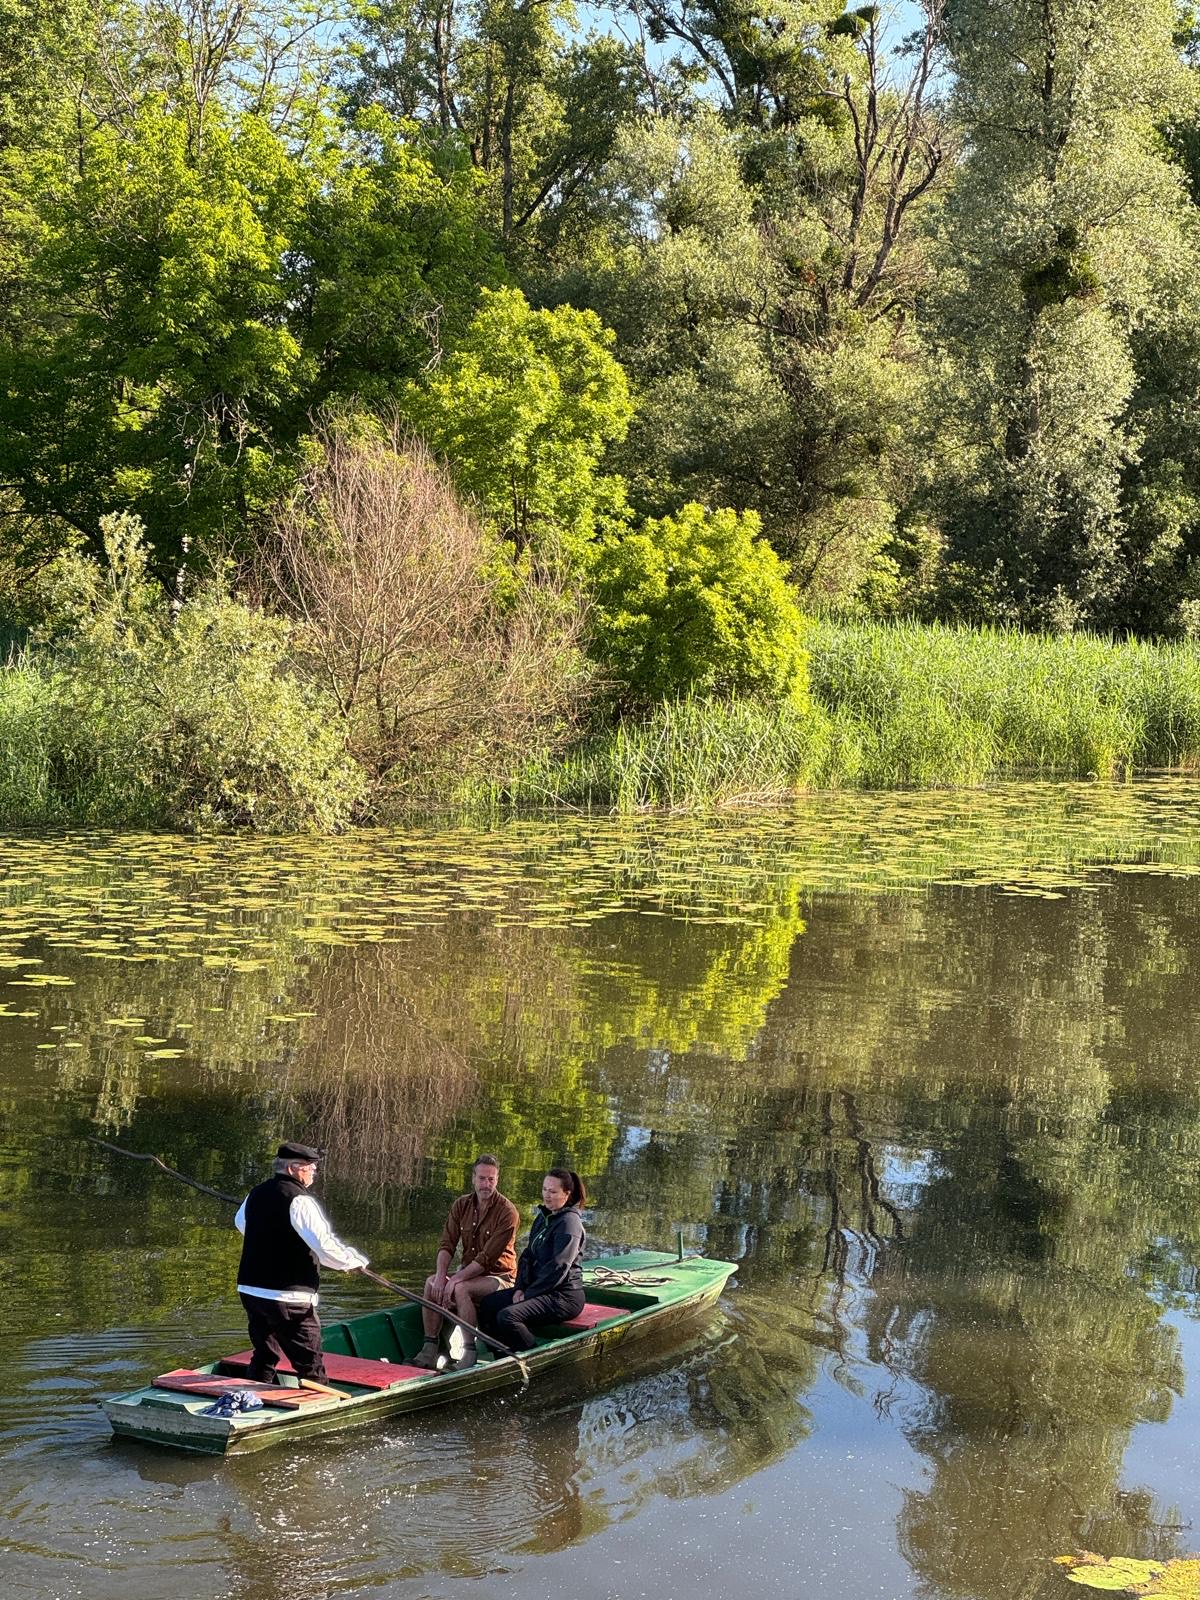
xmin=477 ymin=1169 xmax=587 ymax=1353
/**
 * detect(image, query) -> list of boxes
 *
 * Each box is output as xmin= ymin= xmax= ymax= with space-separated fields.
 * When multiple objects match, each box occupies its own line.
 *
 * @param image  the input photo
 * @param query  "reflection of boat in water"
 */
xmin=100 ymin=1252 xmax=737 ymax=1457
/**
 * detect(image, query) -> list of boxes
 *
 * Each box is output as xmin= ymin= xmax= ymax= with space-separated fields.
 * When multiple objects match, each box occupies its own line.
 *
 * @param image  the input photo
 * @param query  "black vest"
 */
xmin=237 ymin=1175 xmax=321 ymax=1293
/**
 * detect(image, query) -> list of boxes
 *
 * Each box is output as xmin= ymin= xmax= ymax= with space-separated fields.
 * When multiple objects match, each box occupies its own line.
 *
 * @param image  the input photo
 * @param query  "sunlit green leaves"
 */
xmin=589 ymin=503 xmax=811 ymax=709
xmin=1056 ymin=1553 xmax=1200 ymax=1596
xmin=0 ymin=90 xmax=493 ymax=575
xmin=406 ymin=287 xmax=632 ymax=563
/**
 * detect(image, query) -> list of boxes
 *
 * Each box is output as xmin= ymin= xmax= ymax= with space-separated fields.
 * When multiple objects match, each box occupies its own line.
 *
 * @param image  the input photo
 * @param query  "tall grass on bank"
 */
xmin=494 ymin=694 xmax=833 ymax=811
xmin=809 ymin=619 xmax=1200 ymax=784
xmin=0 ymin=659 xmax=55 ymax=823
xmin=496 ymin=622 xmax=1200 ymax=810
xmin=0 ymin=656 xmax=168 ymax=828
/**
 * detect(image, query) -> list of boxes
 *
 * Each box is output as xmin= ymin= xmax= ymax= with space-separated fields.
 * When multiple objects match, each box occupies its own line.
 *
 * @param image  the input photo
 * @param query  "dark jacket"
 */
xmin=237 ymin=1175 xmax=319 ymax=1294
xmin=515 ymin=1203 xmax=586 ymax=1298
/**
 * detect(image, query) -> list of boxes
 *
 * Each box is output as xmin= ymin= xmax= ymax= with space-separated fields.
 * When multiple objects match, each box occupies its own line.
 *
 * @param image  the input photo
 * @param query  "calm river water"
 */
xmin=4 ymin=781 xmax=1200 ymax=1600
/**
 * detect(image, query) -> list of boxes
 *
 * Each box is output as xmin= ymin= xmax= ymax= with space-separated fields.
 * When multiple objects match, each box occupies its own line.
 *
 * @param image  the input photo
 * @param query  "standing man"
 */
xmin=234 ymin=1140 xmax=368 ymax=1386
xmin=414 ymin=1154 xmax=519 ymax=1371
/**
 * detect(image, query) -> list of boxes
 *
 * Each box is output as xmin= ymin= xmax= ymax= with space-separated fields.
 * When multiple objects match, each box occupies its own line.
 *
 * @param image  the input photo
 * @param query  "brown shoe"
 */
xmin=412 ymin=1339 xmax=445 ymax=1371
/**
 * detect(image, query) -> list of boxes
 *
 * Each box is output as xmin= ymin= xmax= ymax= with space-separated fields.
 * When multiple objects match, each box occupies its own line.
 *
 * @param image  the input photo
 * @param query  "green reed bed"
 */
xmin=496 ymin=694 xmax=835 ymax=811
xmin=809 ymin=620 xmax=1200 ymax=785
xmin=505 ymin=622 xmax=1200 ymax=810
xmin=0 ymin=658 xmax=56 ymax=823
xmin=0 ymin=658 xmax=149 ymax=828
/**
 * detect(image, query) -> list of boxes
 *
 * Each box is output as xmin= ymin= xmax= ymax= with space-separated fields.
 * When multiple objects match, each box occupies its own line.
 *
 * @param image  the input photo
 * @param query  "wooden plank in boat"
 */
xmin=151 ymin=1371 xmax=324 ymax=1409
xmin=218 ymin=1351 xmax=427 ymax=1390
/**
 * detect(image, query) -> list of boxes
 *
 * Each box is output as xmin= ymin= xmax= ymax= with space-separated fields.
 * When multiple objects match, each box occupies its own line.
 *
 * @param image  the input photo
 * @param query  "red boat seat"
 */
xmin=151 ymin=1370 xmax=325 ymax=1409
xmin=556 ymin=1302 xmax=625 ymax=1331
xmin=218 ymin=1350 xmax=427 ymax=1389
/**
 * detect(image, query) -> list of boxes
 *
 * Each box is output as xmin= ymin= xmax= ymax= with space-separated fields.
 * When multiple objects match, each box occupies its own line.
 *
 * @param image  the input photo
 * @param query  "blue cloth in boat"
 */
xmin=201 ymin=1389 xmax=264 ymax=1416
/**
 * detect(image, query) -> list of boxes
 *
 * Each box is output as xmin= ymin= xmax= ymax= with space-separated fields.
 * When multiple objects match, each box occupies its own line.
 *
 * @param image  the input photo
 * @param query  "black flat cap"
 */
xmin=277 ymin=1140 xmax=320 ymax=1164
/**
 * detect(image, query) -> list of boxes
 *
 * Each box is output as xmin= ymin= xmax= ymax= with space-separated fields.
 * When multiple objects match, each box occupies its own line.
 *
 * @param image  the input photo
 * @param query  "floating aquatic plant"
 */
xmin=1055 ymin=1554 xmax=1200 ymax=1595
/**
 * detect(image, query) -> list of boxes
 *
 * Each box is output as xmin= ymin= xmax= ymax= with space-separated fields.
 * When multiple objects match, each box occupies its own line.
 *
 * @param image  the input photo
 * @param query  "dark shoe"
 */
xmin=454 ymin=1338 xmax=478 ymax=1370
xmin=412 ymin=1339 xmax=445 ymax=1371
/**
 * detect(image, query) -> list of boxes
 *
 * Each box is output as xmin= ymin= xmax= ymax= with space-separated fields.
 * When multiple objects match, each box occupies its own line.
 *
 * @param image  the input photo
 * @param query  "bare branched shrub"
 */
xmin=265 ymin=418 xmax=591 ymax=805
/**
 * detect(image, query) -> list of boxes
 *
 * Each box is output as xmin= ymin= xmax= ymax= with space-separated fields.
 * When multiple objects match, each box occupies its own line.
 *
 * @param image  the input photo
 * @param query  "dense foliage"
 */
xmin=3 ymin=0 xmax=1200 ymax=822
xmin=8 ymin=514 xmax=363 ymax=828
xmin=589 ymin=503 xmax=810 ymax=707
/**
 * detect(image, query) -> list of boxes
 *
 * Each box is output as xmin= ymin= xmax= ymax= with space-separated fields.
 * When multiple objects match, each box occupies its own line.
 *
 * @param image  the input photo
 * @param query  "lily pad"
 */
xmin=1055 ymin=1553 xmax=1200 ymax=1597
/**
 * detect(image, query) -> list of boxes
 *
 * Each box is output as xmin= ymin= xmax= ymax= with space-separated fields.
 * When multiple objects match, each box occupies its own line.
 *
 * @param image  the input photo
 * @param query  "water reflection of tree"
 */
xmin=818 ymin=884 xmax=1200 ymax=1600
xmin=271 ymin=942 xmax=477 ymax=1190
xmin=864 ymin=1113 xmax=1190 ymax=1599
xmin=34 ymin=835 xmax=808 ymax=1218
xmin=579 ymin=879 xmax=1200 ymax=1599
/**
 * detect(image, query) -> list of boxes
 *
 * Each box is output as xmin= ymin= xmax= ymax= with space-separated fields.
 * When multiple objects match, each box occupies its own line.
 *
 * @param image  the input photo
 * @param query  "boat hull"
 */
xmin=101 ymin=1253 xmax=736 ymax=1456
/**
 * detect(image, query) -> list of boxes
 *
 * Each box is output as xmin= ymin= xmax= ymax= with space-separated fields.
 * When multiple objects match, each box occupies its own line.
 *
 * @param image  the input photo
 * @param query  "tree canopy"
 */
xmin=2 ymin=0 xmax=1200 ymax=639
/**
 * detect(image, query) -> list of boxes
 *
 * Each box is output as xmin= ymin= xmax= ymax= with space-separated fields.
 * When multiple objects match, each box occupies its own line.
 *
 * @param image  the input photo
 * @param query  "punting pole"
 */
xmin=85 ymin=1137 xmax=531 ymax=1386
xmin=357 ymin=1267 xmax=530 ymax=1386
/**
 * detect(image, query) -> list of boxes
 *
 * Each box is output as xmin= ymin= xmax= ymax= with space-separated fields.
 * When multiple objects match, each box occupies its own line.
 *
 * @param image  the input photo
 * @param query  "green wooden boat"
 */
xmin=100 ymin=1251 xmax=737 ymax=1456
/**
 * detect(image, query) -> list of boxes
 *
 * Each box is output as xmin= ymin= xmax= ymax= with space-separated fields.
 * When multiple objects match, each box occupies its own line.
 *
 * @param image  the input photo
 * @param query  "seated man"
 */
xmin=414 ymin=1154 xmax=519 ymax=1371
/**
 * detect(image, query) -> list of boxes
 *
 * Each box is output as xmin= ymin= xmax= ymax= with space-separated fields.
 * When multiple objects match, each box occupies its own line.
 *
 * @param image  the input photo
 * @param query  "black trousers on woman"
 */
xmin=477 ymin=1285 xmax=585 ymax=1351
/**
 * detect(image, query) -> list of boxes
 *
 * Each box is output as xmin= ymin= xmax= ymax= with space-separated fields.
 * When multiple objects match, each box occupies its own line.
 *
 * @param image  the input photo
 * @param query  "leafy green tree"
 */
xmin=406 ymin=286 xmax=632 ymax=561
xmin=0 ymin=102 xmax=314 ymax=566
xmin=89 ymin=0 xmax=355 ymax=146
xmin=588 ymin=501 xmax=810 ymax=706
xmin=1116 ymin=309 xmax=1200 ymax=637
xmin=348 ymin=0 xmax=641 ymax=252
xmin=0 ymin=94 xmax=492 ymax=572
xmin=931 ymin=0 xmax=1200 ymax=629
xmin=296 ymin=109 xmax=501 ymax=408
xmin=543 ymin=0 xmax=947 ymax=608
xmin=0 ymin=0 xmax=90 ymax=155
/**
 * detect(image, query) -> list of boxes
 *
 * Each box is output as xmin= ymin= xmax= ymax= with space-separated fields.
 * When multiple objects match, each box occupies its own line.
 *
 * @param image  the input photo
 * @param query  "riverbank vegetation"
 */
xmin=7 ymin=578 xmax=1200 ymax=823
xmin=4 ymin=0 xmax=1200 ymax=825
xmin=497 ymin=624 xmax=1200 ymax=810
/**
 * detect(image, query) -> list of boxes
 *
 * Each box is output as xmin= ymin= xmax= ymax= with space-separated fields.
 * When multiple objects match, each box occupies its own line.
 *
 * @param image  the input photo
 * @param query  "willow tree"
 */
xmin=933 ymin=0 xmax=1200 ymax=629
xmin=544 ymin=1 xmax=948 ymax=610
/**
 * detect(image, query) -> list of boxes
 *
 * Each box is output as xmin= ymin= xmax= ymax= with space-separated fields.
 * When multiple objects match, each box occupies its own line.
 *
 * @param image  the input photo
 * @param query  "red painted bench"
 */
xmin=556 ymin=1302 xmax=626 ymax=1331
xmin=218 ymin=1350 xmax=427 ymax=1389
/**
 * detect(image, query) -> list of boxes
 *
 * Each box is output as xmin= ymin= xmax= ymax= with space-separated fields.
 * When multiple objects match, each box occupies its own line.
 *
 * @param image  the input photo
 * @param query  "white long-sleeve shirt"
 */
xmin=234 ymin=1192 xmax=369 ymax=1308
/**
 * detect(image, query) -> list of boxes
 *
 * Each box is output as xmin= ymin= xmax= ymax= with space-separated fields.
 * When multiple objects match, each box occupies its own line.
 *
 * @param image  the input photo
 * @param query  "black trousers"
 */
xmin=477 ymin=1285 xmax=585 ymax=1351
xmin=239 ymin=1292 xmax=327 ymax=1383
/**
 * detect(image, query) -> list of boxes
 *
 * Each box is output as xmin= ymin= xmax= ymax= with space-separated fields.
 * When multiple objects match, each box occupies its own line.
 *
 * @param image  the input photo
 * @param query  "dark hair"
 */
xmin=545 ymin=1168 xmax=586 ymax=1207
xmin=473 ymin=1154 xmax=500 ymax=1171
